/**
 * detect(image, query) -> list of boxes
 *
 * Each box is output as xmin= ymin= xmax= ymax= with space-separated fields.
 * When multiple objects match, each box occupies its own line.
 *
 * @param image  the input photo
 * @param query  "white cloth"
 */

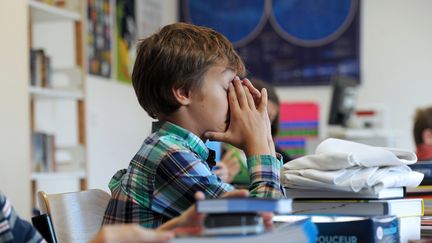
xmin=281 ymin=138 xmax=424 ymax=193
xmin=316 ymin=138 xmax=417 ymax=167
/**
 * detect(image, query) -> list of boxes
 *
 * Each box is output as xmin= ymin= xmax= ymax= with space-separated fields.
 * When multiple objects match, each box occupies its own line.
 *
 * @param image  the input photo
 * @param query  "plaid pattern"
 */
xmin=0 ymin=192 xmax=45 ymax=243
xmin=102 ymin=121 xmax=283 ymax=228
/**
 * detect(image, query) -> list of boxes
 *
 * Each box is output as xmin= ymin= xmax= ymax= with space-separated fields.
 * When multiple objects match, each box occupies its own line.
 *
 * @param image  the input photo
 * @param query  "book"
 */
xmin=173 ymin=217 xmax=317 ymax=243
xmin=290 ymin=198 xmax=422 ymax=242
xmin=284 ymin=187 xmax=405 ymax=199
xmin=32 ymin=132 xmax=56 ymax=172
xmin=196 ymin=198 xmax=293 ymax=214
xmin=407 ymin=185 xmax=432 ymax=195
xmin=203 ymin=213 xmax=265 ymax=236
xmin=274 ymin=215 xmax=399 ymax=243
xmin=409 ymin=161 xmax=432 ymax=185
xmin=31 ymin=213 xmax=57 ymax=243
xmin=292 ymin=198 xmax=423 ymax=217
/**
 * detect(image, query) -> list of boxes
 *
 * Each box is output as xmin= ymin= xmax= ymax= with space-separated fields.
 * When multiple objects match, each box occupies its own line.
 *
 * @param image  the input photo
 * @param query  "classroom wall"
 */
xmin=86 ymin=0 xmax=178 ymax=191
xmin=276 ymin=0 xmax=432 ymax=150
xmin=0 ymin=1 xmax=31 ymax=218
xmin=87 ymin=0 xmax=432 ymax=191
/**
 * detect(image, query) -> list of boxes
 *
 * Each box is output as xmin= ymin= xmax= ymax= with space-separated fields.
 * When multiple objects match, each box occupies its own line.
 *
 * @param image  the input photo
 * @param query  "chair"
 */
xmin=37 ymin=189 xmax=111 ymax=243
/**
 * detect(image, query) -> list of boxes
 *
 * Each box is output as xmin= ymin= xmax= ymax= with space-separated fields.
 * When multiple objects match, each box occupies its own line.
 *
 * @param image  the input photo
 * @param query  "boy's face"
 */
xmin=187 ymin=64 xmax=235 ymax=138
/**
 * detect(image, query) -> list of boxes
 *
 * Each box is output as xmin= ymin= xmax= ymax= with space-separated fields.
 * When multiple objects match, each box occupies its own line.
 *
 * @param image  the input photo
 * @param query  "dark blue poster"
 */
xmin=180 ymin=0 xmax=360 ymax=86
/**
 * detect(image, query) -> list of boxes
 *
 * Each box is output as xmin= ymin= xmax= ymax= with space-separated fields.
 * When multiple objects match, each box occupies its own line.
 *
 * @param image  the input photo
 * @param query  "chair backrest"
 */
xmin=37 ymin=189 xmax=111 ymax=243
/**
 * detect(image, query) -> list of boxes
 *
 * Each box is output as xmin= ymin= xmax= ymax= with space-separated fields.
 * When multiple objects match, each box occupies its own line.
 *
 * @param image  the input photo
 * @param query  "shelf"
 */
xmin=29 ymin=86 xmax=84 ymax=100
xmin=28 ymin=0 xmax=80 ymax=22
xmin=31 ymin=171 xmax=86 ymax=181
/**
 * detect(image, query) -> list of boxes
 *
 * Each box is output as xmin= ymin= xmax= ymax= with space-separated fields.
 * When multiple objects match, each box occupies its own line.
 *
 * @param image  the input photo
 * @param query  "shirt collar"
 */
xmin=152 ymin=120 xmax=210 ymax=162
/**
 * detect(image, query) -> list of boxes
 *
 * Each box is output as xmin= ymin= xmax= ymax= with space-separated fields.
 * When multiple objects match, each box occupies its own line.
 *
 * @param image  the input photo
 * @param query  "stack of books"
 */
xmin=407 ymin=161 xmax=432 ymax=238
xmin=286 ymin=188 xmax=423 ymax=243
xmin=32 ymin=132 xmax=55 ymax=172
xmin=173 ymin=198 xmax=319 ymax=242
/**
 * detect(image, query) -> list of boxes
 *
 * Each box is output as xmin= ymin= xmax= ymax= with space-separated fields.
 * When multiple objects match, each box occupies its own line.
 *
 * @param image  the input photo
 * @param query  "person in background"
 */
xmin=251 ymin=78 xmax=291 ymax=163
xmin=413 ymin=106 xmax=432 ymax=161
xmin=0 ymin=191 xmax=44 ymax=243
xmin=217 ymin=78 xmax=291 ymax=184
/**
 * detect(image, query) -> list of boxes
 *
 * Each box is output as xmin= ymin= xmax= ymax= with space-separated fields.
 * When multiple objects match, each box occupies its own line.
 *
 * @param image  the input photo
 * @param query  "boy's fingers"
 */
xmin=204 ymin=131 xmax=227 ymax=143
xmin=194 ymin=191 xmax=206 ymax=201
xmin=242 ymin=78 xmax=261 ymax=105
xmin=258 ymin=88 xmax=268 ymax=112
xmin=244 ymin=86 xmax=256 ymax=110
xmin=233 ymin=79 xmax=249 ymax=109
xmin=227 ymin=82 xmax=239 ymax=112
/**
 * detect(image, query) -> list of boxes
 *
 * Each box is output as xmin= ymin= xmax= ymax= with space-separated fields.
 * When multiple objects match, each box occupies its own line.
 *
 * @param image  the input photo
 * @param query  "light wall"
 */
xmin=0 ymin=1 xmax=31 ymax=219
xmin=87 ymin=0 xmax=432 ymax=192
xmin=276 ymin=0 xmax=432 ymax=150
xmin=86 ymin=0 xmax=178 ymax=191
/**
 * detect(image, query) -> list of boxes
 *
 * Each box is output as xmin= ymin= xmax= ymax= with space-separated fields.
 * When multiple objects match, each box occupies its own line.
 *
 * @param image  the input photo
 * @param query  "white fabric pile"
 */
xmin=281 ymin=138 xmax=424 ymax=194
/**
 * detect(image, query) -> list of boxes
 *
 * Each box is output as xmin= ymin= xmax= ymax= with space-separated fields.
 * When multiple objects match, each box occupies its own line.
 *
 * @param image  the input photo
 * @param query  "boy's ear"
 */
xmin=423 ymin=128 xmax=432 ymax=145
xmin=172 ymin=87 xmax=191 ymax=105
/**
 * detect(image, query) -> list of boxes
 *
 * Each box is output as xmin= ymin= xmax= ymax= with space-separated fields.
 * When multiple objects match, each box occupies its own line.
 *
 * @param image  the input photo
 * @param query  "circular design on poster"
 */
xmin=269 ymin=0 xmax=358 ymax=47
xmin=182 ymin=0 xmax=269 ymax=47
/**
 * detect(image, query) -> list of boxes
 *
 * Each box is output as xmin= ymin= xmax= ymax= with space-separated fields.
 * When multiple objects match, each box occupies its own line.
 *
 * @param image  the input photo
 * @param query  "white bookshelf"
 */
xmin=28 ymin=0 xmax=87 ymax=210
xmin=31 ymin=171 xmax=86 ymax=181
xmin=28 ymin=0 xmax=80 ymax=22
xmin=29 ymin=86 xmax=84 ymax=100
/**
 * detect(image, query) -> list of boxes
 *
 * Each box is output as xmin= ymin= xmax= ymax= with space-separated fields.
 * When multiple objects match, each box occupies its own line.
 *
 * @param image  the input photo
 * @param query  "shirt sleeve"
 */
xmin=152 ymin=150 xmax=234 ymax=218
xmin=0 ymin=191 xmax=45 ymax=243
xmin=247 ymin=154 xmax=284 ymax=198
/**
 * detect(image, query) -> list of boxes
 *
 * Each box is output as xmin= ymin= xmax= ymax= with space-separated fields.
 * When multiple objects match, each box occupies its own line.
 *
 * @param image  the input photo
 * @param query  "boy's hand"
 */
xmin=238 ymin=77 xmax=275 ymax=157
xmin=239 ymin=77 xmax=261 ymax=106
xmin=205 ymin=78 xmax=272 ymax=156
xmin=164 ymin=190 xmax=250 ymax=235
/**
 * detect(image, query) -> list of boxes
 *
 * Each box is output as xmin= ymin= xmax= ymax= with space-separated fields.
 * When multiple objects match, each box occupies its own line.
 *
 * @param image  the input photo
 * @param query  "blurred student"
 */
xmin=413 ymin=106 xmax=432 ymax=161
xmin=102 ymin=22 xmax=283 ymax=228
xmin=0 ymin=191 xmax=43 ymax=242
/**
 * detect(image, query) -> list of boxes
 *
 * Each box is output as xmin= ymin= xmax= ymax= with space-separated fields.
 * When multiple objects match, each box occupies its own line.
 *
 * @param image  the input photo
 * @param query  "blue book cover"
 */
xmin=314 ymin=215 xmax=398 ymax=243
xmin=197 ymin=198 xmax=293 ymax=214
xmin=274 ymin=215 xmax=398 ymax=243
xmin=409 ymin=161 xmax=432 ymax=185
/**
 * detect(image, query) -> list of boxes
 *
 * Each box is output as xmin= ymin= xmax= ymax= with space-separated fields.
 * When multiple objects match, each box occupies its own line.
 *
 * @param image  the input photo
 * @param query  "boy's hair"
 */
xmin=250 ymin=78 xmax=280 ymax=137
xmin=414 ymin=107 xmax=432 ymax=145
xmin=132 ymin=22 xmax=246 ymax=118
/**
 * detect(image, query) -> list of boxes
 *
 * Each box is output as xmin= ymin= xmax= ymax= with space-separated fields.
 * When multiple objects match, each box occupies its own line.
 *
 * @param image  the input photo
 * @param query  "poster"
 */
xmin=87 ymin=0 xmax=112 ymax=78
xmin=115 ymin=0 xmax=162 ymax=83
xmin=180 ymin=0 xmax=360 ymax=86
xmin=116 ymin=0 xmax=136 ymax=83
xmin=275 ymin=102 xmax=319 ymax=158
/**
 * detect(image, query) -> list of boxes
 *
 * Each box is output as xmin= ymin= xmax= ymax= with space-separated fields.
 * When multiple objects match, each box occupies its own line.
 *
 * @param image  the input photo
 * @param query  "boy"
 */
xmin=103 ymin=22 xmax=283 ymax=228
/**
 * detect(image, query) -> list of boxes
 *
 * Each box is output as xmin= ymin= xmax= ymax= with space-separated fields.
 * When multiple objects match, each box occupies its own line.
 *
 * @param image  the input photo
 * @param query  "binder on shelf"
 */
xmin=30 ymin=49 xmax=52 ymax=88
xmin=31 ymin=132 xmax=56 ymax=172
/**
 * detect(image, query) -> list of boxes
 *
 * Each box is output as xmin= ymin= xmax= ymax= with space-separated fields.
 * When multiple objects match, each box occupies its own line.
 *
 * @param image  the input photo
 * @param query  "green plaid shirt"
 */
xmin=102 ymin=121 xmax=283 ymax=228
